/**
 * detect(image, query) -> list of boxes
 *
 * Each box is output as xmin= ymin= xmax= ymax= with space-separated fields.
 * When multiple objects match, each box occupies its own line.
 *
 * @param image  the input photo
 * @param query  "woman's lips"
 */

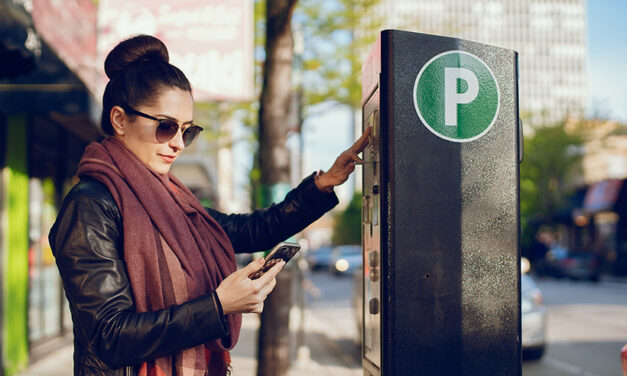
xmin=159 ymin=154 xmax=176 ymax=163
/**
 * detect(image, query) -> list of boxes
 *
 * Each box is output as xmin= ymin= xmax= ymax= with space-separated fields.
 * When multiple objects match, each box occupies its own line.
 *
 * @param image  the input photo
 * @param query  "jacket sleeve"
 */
xmin=49 ymin=180 xmax=229 ymax=369
xmin=206 ymin=173 xmax=339 ymax=253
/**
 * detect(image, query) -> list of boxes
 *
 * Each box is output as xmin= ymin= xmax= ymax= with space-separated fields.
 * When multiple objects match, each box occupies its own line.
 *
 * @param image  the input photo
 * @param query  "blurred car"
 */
xmin=307 ymin=246 xmax=334 ymax=271
xmin=521 ymin=272 xmax=547 ymax=360
xmin=352 ymin=258 xmax=547 ymax=360
xmin=561 ymin=251 xmax=600 ymax=281
xmin=542 ymin=248 xmax=600 ymax=282
xmin=329 ymin=245 xmax=362 ymax=275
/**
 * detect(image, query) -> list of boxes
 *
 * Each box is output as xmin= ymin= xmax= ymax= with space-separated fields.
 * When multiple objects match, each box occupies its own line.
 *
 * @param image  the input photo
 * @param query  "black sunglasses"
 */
xmin=120 ymin=104 xmax=203 ymax=147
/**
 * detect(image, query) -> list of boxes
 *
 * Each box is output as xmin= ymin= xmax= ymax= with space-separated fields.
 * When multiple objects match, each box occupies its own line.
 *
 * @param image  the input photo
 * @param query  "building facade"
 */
xmin=1 ymin=1 xmax=102 ymax=374
xmin=1 ymin=1 xmax=245 ymax=373
xmin=374 ymin=0 xmax=588 ymax=127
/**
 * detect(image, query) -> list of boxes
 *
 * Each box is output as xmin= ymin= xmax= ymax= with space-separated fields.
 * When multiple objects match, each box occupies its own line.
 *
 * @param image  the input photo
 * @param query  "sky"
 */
xmin=587 ymin=0 xmax=627 ymax=121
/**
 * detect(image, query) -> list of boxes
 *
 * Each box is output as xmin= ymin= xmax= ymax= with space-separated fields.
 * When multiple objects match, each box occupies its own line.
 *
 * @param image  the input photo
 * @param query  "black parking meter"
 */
xmin=361 ymin=30 xmax=521 ymax=375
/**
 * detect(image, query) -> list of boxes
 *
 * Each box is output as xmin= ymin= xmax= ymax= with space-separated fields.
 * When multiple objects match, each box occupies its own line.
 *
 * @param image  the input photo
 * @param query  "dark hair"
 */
xmin=101 ymin=34 xmax=192 ymax=135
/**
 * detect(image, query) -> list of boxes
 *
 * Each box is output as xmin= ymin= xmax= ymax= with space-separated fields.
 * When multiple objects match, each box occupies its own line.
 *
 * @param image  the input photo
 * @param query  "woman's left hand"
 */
xmin=314 ymin=126 xmax=372 ymax=192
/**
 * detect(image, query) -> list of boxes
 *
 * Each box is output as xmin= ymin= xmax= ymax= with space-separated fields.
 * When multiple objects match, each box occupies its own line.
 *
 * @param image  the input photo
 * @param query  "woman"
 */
xmin=49 ymin=34 xmax=370 ymax=376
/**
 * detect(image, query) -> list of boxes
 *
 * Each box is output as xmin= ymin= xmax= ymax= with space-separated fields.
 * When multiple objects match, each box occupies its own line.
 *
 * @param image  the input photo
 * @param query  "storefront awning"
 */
xmin=583 ymin=179 xmax=624 ymax=213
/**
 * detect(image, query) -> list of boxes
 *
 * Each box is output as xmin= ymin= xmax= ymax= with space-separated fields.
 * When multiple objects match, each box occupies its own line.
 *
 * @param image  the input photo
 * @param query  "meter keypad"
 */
xmin=362 ymin=90 xmax=381 ymax=368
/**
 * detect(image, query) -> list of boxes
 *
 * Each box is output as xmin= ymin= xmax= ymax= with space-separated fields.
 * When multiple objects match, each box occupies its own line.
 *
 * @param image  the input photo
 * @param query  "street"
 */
xmin=305 ymin=270 xmax=627 ymax=376
xmin=15 ymin=269 xmax=627 ymax=376
xmin=523 ymin=278 xmax=627 ymax=376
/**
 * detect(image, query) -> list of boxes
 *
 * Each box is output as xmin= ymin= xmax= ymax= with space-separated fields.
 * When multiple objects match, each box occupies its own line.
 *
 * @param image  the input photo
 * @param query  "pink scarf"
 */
xmin=78 ymin=137 xmax=240 ymax=375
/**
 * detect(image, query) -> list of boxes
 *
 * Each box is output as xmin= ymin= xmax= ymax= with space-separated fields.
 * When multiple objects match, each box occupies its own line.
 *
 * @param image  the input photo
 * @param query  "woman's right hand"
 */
xmin=215 ymin=258 xmax=285 ymax=314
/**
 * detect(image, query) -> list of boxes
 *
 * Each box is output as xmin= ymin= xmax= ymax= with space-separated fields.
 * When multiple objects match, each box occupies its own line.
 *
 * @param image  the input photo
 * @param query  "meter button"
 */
xmin=369 ymin=298 xmax=380 ymax=315
xmin=369 ymin=251 xmax=379 ymax=267
xmin=369 ymin=268 xmax=380 ymax=282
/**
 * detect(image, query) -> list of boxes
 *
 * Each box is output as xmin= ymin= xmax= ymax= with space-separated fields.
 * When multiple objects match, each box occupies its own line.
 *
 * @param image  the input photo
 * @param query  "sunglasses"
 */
xmin=121 ymin=104 xmax=203 ymax=147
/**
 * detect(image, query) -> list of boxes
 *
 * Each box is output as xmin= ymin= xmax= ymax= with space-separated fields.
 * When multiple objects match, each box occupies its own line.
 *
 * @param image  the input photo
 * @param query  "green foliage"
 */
xmin=295 ymin=0 xmax=382 ymax=111
xmin=5 ymin=114 xmax=30 ymax=374
xmin=332 ymin=193 xmax=362 ymax=245
xmin=520 ymin=121 xmax=584 ymax=250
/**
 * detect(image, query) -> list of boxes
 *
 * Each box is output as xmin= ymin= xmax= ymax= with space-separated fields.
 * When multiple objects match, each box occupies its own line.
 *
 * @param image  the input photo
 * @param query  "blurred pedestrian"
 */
xmin=49 ymin=34 xmax=371 ymax=376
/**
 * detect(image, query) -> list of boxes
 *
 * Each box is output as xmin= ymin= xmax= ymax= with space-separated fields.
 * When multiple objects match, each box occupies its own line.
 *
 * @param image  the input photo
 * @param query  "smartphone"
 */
xmin=248 ymin=242 xmax=301 ymax=280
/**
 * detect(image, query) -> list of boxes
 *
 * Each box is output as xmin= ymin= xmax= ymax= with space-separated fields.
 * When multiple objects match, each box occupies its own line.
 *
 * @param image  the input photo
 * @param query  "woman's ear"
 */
xmin=110 ymin=106 xmax=126 ymax=136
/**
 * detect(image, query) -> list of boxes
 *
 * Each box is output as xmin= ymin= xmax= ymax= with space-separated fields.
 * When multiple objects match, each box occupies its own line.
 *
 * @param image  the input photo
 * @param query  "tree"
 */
xmin=520 ymin=121 xmax=584 ymax=253
xmin=296 ymin=0 xmax=381 ymax=111
xmin=213 ymin=1 xmax=382 ymax=374
xmin=256 ymin=1 xmax=299 ymax=375
xmin=294 ymin=0 xmax=381 ymax=199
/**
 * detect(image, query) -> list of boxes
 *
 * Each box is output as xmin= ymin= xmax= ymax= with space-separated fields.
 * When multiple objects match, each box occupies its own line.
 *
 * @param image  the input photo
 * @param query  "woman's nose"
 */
xmin=168 ymin=127 xmax=185 ymax=150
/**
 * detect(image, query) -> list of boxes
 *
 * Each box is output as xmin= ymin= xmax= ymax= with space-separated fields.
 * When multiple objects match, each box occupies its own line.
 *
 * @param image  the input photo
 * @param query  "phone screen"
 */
xmin=248 ymin=242 xmax=301 ymax=279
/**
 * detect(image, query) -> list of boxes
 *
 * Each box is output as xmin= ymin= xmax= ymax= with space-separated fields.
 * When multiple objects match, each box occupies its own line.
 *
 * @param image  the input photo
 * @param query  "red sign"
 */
xmin=97 ymin=0 xmax=254 ymax=101
xmin=32 ymin=0 xmax=99 ymax=96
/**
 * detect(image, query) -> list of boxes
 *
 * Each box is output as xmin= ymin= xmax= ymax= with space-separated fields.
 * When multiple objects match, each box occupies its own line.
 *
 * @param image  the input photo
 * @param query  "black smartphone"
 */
xmin=248 ymin=242 xmax=301 ymax=280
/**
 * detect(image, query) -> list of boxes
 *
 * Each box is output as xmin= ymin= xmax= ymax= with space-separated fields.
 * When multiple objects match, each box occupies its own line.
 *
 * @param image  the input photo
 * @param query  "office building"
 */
xmin=373 ymin=0 xmax=588 ymax=127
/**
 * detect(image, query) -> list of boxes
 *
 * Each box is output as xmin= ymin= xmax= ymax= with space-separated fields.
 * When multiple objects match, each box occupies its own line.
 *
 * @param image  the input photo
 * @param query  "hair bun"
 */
xmin=104 ymin=34 xmax=169 ymax=79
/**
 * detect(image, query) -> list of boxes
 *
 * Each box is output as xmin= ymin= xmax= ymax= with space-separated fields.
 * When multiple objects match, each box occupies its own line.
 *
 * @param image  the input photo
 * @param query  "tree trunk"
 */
xmin=256 ymin=1 xmax=298 ymax=376
xmin=259 ymin=0 xmax=298 ymax=185
xmin=257 ymin=269 xmax=294 ymax=376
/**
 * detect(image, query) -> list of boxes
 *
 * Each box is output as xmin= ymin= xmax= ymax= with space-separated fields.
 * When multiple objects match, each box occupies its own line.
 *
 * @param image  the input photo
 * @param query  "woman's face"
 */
xmin=115 ymin=88 xmax=194 ymax=175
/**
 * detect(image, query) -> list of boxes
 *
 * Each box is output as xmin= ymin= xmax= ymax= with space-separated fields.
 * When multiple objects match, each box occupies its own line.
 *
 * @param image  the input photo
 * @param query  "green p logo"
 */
xmin=413 ymin=50 xmax=500 ymax=143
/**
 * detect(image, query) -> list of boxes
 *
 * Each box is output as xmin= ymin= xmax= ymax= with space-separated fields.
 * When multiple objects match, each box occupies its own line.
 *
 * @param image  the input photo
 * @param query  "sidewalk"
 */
xmin=17 ymin=306 xmax=362 ymax=376
xmin=231 ymin=306 xmax=361 ymax=376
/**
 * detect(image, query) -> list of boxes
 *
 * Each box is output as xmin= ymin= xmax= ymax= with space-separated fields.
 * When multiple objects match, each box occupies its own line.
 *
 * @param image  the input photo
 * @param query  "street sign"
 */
xmin=413 ymin=50 xmax=500 ymax=143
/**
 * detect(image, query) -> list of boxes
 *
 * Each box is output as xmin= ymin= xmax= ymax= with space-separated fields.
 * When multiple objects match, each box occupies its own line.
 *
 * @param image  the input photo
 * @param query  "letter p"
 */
xmin=445 ymin=67 xmax=479 ymax=126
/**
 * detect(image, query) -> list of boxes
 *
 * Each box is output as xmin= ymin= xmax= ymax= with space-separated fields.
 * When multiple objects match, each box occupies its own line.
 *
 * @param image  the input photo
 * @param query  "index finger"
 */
xmin=349 ymin=126 xmax=372 ymax=154
xmin=255 ymin=260 xmax=285 ymax=285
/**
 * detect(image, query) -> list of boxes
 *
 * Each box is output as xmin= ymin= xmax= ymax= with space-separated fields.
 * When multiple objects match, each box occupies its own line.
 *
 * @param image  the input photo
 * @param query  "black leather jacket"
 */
xmin=49 ymin=173 xmax=338 ymax=376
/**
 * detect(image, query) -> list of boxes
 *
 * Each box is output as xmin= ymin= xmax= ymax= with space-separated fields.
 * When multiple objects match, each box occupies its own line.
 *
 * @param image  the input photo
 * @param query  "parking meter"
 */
xmin=361 ymin=30 xmax=521 ymax=375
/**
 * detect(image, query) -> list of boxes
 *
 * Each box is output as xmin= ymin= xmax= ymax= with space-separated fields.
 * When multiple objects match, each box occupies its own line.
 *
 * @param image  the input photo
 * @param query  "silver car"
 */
xmin=521 ymin=273 xmax=547 ymax=359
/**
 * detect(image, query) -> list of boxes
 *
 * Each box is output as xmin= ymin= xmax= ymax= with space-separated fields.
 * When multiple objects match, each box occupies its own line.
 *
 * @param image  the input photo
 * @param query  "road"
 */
xmin=523 ymin=277 xmax=627 ymax=376
xmin=304 ymin=271 xmax=362 ymax=362
xmin=306 ymin=271 xmax=627 ymax=376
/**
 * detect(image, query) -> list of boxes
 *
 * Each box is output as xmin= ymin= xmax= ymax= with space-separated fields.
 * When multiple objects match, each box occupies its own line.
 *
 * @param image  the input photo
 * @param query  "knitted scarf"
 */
xmin=77 ymin=137 xmax=241 ymax=375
